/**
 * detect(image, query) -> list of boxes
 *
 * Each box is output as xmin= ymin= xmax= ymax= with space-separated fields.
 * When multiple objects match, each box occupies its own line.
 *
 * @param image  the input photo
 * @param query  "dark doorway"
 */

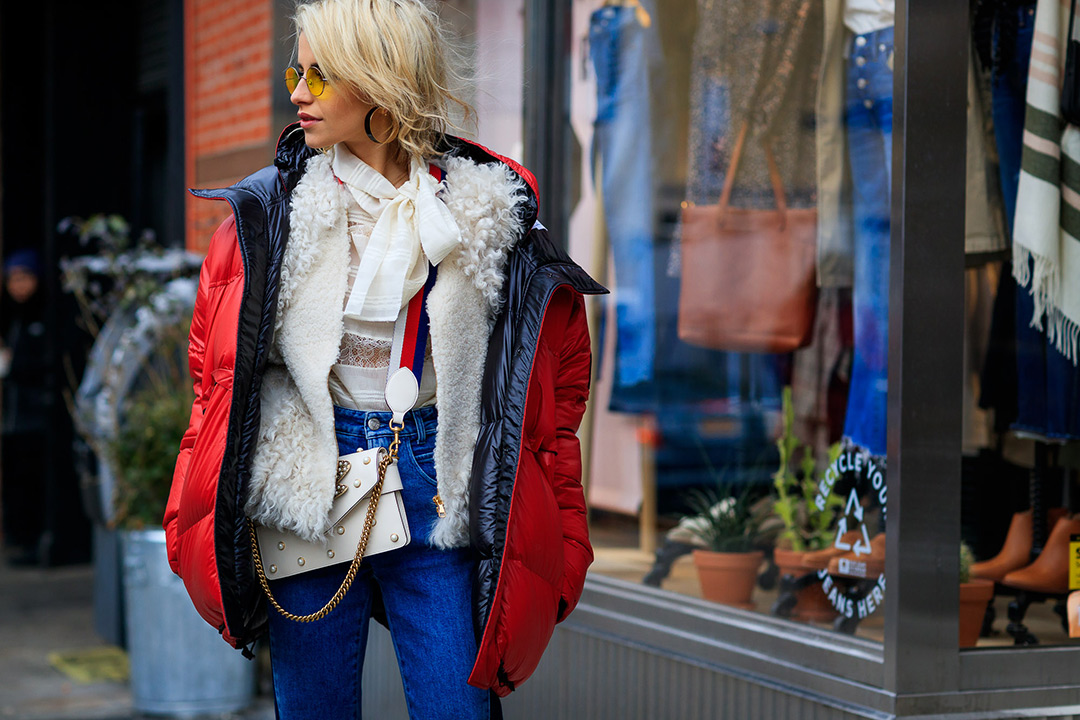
xmin=0 ymin=0 xmax=184 ymax=565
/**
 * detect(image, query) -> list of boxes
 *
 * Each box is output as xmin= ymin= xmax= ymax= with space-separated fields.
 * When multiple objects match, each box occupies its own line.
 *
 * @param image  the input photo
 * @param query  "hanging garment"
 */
xmin=1013 ymin=0 xmax=1080 ymax=365
xmin=664 ymin=0 xmax=822 ymax=413
xmin=979 ymin=2 xmax=1035 ymax=431
xmin=792 ymin=287 xmax=853 ymax=461
xmin=980 ymin=3 xmax=1080 ymax=440
xmin=682 ymin=0 xmax=821 ymax=209
xmin=818 ymin=0 xmax=1007 ymax=289
xmin=589 ymin=1 xmax=661 ymax=392
xmin=841 ymin=25 xmax=894 ymax=458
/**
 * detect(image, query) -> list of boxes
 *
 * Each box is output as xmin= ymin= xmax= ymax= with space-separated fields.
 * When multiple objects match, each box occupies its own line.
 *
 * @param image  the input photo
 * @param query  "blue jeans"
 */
xmin=266 ymin=405 xmax=488 ymax=719
xmin=1013 ymin=266 xmax=1080 ymax=440
xmin=590 ymin=2 xmax=659 ymax=390
xmin=992 ymin=5 xmax=1035 ymax=230
xmin=842 ymin=27 xmax=893 ymax=458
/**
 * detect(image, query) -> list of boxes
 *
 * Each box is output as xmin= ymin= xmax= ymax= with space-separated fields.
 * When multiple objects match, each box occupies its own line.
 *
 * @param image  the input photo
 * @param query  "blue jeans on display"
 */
xmin=992 ymin=6 xmax=1034 ymax=229
xmin=590 ymin=2 xmax=658 ymax=391
xmin=1012 ymin=260 xmax=1080 ymax=440
xmin=842 ymin=27 xmax=893 ymax=458
xmin=266 ymin=405 xmax=488 ymax=720
xmin=988 ymin=8 xmax=1080 ymax=440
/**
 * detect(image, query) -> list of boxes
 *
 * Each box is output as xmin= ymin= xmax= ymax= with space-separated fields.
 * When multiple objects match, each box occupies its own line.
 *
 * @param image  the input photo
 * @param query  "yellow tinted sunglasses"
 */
xmin=284 ymin=66 xmax=329 ymax=97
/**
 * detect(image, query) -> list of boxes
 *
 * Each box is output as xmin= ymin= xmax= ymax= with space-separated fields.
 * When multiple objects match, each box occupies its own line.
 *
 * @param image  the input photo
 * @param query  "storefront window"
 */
xmin=441 ymin=0 xmax=525 ymax=155
xmin=959 ymin=0 xmax=1080 ymax=649
xmin=572 ymin=0 xmax=894 ymax=643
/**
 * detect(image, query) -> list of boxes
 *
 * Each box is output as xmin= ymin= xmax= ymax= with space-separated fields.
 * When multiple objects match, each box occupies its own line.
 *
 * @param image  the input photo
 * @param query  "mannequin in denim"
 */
xmin=842 ymin=25 xmax=893 ymax=458
xmin=266 ymin=404 xmax=488 ymax=720
xmin=589 ymin=1 xmax=659 ymax=394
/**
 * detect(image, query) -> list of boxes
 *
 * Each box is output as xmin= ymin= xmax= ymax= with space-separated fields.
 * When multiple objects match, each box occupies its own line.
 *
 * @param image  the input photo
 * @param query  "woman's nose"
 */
xmin=290 ymin=82 xmax=313 ymax=105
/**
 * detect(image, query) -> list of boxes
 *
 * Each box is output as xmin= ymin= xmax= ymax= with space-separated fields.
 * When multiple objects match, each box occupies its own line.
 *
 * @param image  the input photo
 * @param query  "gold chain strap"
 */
xmin=249 ymin=424 xmax=403 ymax=623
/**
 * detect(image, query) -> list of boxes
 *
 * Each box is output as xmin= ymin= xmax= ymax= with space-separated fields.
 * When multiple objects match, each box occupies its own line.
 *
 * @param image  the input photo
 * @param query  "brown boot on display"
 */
xmin=827 ymin=533 xmax=886 ymax=579
xmin=971 ymin=508 xmax=1068 ymax=582
xmin=1001 ymin=515 xmax=1080 ymax=595
xmin=802 ymin=531 xmax=863 ymax=571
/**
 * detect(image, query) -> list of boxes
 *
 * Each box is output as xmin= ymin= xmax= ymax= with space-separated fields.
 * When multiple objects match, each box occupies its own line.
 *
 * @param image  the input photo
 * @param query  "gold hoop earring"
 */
xmin=364 ymin=107 xmax=399 ymax=144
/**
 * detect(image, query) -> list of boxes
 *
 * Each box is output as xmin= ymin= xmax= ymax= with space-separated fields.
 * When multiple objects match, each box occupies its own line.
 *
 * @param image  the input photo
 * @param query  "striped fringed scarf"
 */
xmin=1014 ymin=0 xmax=1080 ymax=364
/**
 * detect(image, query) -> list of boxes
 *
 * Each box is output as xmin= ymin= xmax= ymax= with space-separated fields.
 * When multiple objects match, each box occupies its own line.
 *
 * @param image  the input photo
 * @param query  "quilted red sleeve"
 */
xmin=550 ymin=290 xmax=594 ymax=622
xmin=162 ymin=216 xmax=232 ymax=576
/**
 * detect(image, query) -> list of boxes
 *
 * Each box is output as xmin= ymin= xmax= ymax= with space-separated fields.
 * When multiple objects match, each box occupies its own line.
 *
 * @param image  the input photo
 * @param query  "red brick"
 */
xmin=185 ymin=0 xmax=272 ymax=250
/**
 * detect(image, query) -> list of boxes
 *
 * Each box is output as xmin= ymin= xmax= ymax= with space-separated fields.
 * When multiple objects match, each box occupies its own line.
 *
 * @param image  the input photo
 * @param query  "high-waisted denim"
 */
xmin=842 ymin=26 xmax=894 ymax=457
xmin=265 ymin=405 xmax=488 ymax=719
xmin=590 ymin=2 xmax=659 ymax=391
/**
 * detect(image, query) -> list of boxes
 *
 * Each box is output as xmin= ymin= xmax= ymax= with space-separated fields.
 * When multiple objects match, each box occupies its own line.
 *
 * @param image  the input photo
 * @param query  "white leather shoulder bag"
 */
xmin=250 ymin=367 xmax=419 ymax=623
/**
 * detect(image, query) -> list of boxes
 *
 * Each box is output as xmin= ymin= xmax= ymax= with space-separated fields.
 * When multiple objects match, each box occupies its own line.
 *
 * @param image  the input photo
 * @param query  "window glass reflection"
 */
xmin=962 ymin=0 xmax=1080 ymax=648
xmin=573 ymin=0 xmax=895 ymax=643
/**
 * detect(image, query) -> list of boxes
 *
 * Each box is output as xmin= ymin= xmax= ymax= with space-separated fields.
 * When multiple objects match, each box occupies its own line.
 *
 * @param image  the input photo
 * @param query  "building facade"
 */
xmin=5 ymin=0 xmax=1079 ymax=717
xmin=149 ymin=0 xmax=1080 ymax=716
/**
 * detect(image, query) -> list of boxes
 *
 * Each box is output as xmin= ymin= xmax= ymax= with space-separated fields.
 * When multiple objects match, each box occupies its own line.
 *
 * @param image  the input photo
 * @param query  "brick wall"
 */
xmin=184 ymin=0 xmax=274 ymax=252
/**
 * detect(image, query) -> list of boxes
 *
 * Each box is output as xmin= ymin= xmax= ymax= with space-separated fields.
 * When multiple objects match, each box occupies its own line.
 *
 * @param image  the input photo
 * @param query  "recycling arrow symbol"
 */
xmin=833 ymin=489 xmax=873 ymax=556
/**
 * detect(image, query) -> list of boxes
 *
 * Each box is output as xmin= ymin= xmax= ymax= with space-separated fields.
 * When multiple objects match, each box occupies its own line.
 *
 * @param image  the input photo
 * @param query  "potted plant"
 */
xmin=682 ymin=486 xmax=765 ymax=609
xmin=61 ymin=214 xmax=202 ymax=541
xmin=764 ymin=388 xmax=843 ymax=622
xmin=959 ymin=541 xmax=994 ymax=648
xmin=59 ymin=215 xmax=255 ymax=714
xmin=107 ymin=319 xmax=257 ymax=716
xmin=109 ymin=365 xmax=192 ymax=531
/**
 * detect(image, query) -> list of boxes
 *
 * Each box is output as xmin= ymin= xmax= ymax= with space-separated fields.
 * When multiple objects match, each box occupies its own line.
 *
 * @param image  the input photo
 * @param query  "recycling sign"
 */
xmin=833 ymin=488 xmax=874 ymax=575
xmin=812 ymin=450 xmax=887 ymax=620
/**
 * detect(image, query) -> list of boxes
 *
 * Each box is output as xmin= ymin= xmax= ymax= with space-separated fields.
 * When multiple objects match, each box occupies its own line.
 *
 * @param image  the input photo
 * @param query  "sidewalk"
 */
xmin=0 ymin=561 xmax=274 ymax=720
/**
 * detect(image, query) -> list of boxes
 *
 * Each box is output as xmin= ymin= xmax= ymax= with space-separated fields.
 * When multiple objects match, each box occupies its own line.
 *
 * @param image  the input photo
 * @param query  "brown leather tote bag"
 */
xmin=678 ymin=123 xmax=818 ymax=353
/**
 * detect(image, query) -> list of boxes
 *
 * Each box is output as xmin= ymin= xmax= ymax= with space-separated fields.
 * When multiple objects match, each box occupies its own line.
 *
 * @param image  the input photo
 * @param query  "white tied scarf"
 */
xmin=331 ymin=144 xmax=461 ymax=322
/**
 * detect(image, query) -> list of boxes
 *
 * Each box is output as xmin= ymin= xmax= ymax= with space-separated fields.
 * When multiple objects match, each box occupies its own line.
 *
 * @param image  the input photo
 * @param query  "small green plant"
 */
xmin=107 ymin=323 xmax=192 ymax=530
xmin=960 ymin=541 xmax=975 ymax=584
xmin=682 ymin=484 xmax=761 ymax=553
xmin=768 ymin=387 xmax=843 ymax=552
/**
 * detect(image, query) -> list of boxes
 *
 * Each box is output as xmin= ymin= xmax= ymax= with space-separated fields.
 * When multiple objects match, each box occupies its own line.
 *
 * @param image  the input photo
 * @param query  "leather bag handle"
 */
xmin=716 ymin=122 xmax=790 ymax=228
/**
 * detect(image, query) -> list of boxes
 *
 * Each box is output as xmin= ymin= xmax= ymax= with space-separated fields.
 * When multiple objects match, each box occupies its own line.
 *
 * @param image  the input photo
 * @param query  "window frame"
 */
xmin=523 ymin=0 xmax=1080 ymax=713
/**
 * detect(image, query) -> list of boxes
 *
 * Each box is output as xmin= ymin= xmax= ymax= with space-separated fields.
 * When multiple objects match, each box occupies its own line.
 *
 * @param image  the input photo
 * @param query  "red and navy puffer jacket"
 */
xmin=162 ymin=125 xmax=605 ymax=696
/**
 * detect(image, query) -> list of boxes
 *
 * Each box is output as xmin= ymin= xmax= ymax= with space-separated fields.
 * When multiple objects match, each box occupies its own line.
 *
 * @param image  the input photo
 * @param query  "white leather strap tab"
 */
xmin=385 ymin=367 xmax=419 ymax=427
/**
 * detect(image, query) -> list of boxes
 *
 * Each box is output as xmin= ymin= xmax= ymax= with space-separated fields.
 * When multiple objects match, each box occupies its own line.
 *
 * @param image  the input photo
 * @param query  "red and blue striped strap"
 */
xmin=385 ymin=164 xmax=443 ymax=392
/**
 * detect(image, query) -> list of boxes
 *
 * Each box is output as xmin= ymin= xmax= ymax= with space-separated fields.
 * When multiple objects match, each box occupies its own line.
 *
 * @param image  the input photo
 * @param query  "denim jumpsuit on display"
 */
xmin=589 ymin=2 xmax=659 ymax=394
xmin=842 ymin=26 xmax=894 ymax=458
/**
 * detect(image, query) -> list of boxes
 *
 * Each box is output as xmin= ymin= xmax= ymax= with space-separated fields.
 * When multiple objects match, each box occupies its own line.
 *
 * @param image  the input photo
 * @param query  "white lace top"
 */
xmin=328 ymin=180 xmax=438 ymax=412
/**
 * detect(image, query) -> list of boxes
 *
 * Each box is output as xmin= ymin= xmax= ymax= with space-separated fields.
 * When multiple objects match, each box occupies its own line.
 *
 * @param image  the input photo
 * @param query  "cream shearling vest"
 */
xmin=245 ymin=152 xmax=527 ymax=549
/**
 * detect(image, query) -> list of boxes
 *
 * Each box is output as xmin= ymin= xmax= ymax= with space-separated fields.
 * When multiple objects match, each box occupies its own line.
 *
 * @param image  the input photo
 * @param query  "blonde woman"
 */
xmin=163 ymin=1 xmax=603 ymax=717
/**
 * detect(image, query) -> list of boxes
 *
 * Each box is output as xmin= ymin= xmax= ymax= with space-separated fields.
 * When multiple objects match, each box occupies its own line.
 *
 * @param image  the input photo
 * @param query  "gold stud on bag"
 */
xmin=250 ymin=368 xmax=421 ymax=623
xmin=333 ymin=460 xmax=351 ymax=499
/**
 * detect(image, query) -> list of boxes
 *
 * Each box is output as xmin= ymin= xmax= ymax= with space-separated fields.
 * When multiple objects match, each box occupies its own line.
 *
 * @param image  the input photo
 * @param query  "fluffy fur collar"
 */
xmin=246 ymin=151 xmax=528 ymax=548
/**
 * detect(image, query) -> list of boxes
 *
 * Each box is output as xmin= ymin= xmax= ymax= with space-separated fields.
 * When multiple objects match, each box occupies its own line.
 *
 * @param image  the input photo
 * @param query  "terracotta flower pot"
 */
xmin=693 ymin=549 xmax=764 ymax=609
xmin=958 ymin=578 xmax=994 ymax=647
xmin=773 ymin=547 xmax=838 ymax=623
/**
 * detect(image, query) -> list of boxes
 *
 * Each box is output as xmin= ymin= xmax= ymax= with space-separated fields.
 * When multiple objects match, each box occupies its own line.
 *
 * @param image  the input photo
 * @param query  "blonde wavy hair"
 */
xmin=294 ymin=0 xmax=473 ymax=161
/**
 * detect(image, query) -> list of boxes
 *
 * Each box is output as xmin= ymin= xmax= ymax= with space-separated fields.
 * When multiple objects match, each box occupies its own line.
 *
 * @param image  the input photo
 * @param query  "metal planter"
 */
xmin=121 ymin=529 xmax=255 ymax=716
